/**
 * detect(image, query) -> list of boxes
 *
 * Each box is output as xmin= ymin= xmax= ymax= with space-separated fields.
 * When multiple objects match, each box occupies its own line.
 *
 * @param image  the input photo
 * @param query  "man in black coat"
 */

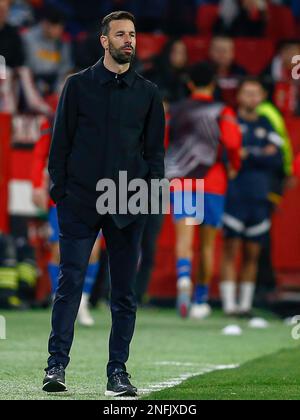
xmin=43 ymin=11 xmax=165 ymax=397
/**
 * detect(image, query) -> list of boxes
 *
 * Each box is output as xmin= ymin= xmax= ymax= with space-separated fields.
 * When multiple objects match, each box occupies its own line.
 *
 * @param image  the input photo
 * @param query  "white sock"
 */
xmin=80 ymin=293 xmax=89 ymax=308
xmin=220 ymin=281 xmax=237 ymax=314
xmin=239 ymin=282 xmax=255 ymax=312
xmin=177 ymin=276 xmax=192 ymax=291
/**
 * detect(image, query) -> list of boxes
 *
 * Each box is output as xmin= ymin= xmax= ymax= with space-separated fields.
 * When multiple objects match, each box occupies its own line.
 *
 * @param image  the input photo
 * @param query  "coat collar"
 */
xmin=91 ymin=57 xmax=136 ymax=87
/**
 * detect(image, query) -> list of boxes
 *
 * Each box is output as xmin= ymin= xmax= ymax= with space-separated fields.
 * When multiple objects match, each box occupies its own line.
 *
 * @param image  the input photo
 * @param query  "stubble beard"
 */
xmin=108 ymin=40 xmax=135 ymax=65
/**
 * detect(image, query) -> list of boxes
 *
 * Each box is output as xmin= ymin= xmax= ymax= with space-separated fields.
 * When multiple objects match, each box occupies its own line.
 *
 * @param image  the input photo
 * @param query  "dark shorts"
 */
xmin=223 ymin=198 xmax=272 ymax=243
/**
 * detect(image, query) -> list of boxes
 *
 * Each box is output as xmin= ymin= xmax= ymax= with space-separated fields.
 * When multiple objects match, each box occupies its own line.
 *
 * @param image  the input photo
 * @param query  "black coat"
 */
xmin=48 ymin=58 xmax=165 ymax=229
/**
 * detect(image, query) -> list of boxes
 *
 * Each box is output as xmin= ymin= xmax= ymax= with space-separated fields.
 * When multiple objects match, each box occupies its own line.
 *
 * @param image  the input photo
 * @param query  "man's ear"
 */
xmin=100 ymin=35 xmax=108 ymax=50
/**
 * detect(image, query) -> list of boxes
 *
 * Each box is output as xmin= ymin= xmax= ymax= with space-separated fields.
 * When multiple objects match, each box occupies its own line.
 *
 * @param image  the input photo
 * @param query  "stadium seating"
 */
xmin=267 ymin=4 xmax=297 ymax=40
xmin=196 ymin=4 xmax=219 ymax=35
xmin=136 ymin=33 xmax=168 ymax=61
xmin=182 ymin=36 xmax=211 ymax=64
xmin=136 ymin=34 xmax=275 ymax=75
xmin=234 ymin=38 xmax=275 ymax=75
xmin=196 ymin=3 xmax=298 ymax=40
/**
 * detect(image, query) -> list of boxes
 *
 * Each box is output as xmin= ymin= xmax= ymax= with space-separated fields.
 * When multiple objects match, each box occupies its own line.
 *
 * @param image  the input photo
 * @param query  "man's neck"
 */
xmin=103 ymin=54 xmax=130 ymax=75
xmin=238 ymin=108 xmax=258 ymax=122
xmin=0 ymin=21 xmax=6 ymax=30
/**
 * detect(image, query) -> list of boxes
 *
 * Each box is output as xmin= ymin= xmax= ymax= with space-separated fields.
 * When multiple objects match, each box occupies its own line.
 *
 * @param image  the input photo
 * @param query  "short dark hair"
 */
xmin=189 ymin=61 xmax=217 ymax=88
xmin=43 ymin=7 xmax=65 ymax=25
xmin=238 ymin=77 xmax=265 ymax=92
xmin=278 ymin=39 xmax=300 ymax=51
xmin=101 ymin=11 xmax=136 ymax=36
xmin=211 ymin=35 xmax=234 ymax=44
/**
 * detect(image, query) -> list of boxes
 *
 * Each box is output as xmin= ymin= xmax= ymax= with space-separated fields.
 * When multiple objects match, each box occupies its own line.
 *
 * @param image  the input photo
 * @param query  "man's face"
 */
xmin=0 ymin=0 xmax=10 ymax=26
xmin=209 ymin=38 xmax=235 ymax=69
xmin=101 ymin=19 xmax=136 ymax=65
xmin=169 ymin=41 xmax=187 ymax=69
xmin=238 ymin=82 xmax=265 ymax=112
xmin=42 ymin=21 xmax=64 ymax=40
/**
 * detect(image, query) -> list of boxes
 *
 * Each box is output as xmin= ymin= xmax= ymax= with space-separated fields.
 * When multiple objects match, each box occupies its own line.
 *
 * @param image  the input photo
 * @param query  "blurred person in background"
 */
xmin=7 ymin=0 xmax=35 ymax=27
xmin=265 ymin=40 xmax=300 ymax=83
xmin=0 ymin=0 xmax=51 ymax=114
xmin=257 ymin=91 xmax=294 ymax=191
xmin=255 ymin=94 xmax=294 ymax=298
xmin=142 ymin=38 xmax=190 ymax=103
xmin=263 ymin=40 xmax=300 ymax=117
xmin=0 ymin=0 xmax=25 ymax=69
xmin=209 ymin=36 xmax=246 ymax=79
xmin=221 ymin=78 xmax=284 ymax=317
xmin=209 ymin=35 xmax=246 ymax=106
xmin=31 ymin=113 xmax=101 ymax=327
xmin=22 ymin=6 xmax=73 ymax=96
xmin=167 ymin=61 xmax=241 ymax=319
xmin=214 ymin=0 xmax=268 ymax=37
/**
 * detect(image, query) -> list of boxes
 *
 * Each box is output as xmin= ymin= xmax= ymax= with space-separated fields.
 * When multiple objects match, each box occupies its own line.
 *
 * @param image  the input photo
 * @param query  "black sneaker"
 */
xmin=42 ymin=364 xmax=67 ymax=393
xmin=105 ymin=371 xmax=137 ymax=397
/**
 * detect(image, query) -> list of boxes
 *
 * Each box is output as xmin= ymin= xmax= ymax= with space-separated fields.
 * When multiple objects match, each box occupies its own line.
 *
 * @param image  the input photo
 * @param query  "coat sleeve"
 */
xmin=48 ymin=75 xmax=77 ymax=203
xmin=143 ymin=86 xmax=166 ymax=180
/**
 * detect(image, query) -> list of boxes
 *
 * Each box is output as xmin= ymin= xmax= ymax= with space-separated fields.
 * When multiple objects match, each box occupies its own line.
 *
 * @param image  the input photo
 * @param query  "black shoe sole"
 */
xmin=42 ymin=380 xmax=67 ymax=393
xmin=105 ymin=389 xmax=137 ymax=398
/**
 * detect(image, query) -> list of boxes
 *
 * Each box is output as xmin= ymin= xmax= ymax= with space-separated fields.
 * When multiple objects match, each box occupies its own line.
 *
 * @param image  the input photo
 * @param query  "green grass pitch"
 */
xmin=0 ymin=307 xmax=299 ymax=400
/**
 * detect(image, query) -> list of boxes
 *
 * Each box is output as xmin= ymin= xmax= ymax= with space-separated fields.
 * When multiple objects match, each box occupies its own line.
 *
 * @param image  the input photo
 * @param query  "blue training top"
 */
xmin=227 ymin=115 xmax=283 ymax=203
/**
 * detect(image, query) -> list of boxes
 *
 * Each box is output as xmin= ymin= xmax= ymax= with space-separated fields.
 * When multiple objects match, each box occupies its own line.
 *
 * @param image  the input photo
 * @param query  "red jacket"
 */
xmin=31 ymin=117 xmax=55 ymax=207
xmin=294 ymin=154 xmax=300 ymax=179
xmin=192 ymin=93 xmax=242 ymax=195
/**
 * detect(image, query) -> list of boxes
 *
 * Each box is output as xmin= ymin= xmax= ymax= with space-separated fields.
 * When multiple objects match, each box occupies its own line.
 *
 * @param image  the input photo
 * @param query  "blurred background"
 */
xmin=0 ymin=0 xmax=300 ymax=319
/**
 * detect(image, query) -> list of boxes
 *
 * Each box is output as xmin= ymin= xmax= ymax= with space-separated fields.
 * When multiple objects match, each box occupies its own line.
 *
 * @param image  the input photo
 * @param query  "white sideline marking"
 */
xmin=140 ymin=364 xmax=239 ymax=394
xmin=116 ymin=364 xmax=239 ymax=400
xmin=155 ymin=361 xmax=201 ymax=367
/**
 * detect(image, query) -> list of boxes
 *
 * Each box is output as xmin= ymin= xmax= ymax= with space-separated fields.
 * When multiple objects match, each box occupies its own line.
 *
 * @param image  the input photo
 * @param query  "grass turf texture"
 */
xmin=0 ymin=307 xmax=299 ymax=400
xmin=142 ymin=348 xmax=300 ymax=400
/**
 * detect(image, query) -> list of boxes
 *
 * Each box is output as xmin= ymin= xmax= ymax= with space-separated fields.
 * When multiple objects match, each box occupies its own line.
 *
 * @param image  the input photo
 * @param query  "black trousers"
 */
xmin=135 ymin=213 xmax=164 ymax=303
xmin=47 ymin=198 xmax=146 ymax=377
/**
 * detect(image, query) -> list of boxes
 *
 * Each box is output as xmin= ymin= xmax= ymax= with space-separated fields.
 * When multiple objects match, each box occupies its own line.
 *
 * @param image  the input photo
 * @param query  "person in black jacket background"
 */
xmin=43 ymin=11 xmax=165 ymax=397
xmin=0 ymin=0 xmax=24 ymax=68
